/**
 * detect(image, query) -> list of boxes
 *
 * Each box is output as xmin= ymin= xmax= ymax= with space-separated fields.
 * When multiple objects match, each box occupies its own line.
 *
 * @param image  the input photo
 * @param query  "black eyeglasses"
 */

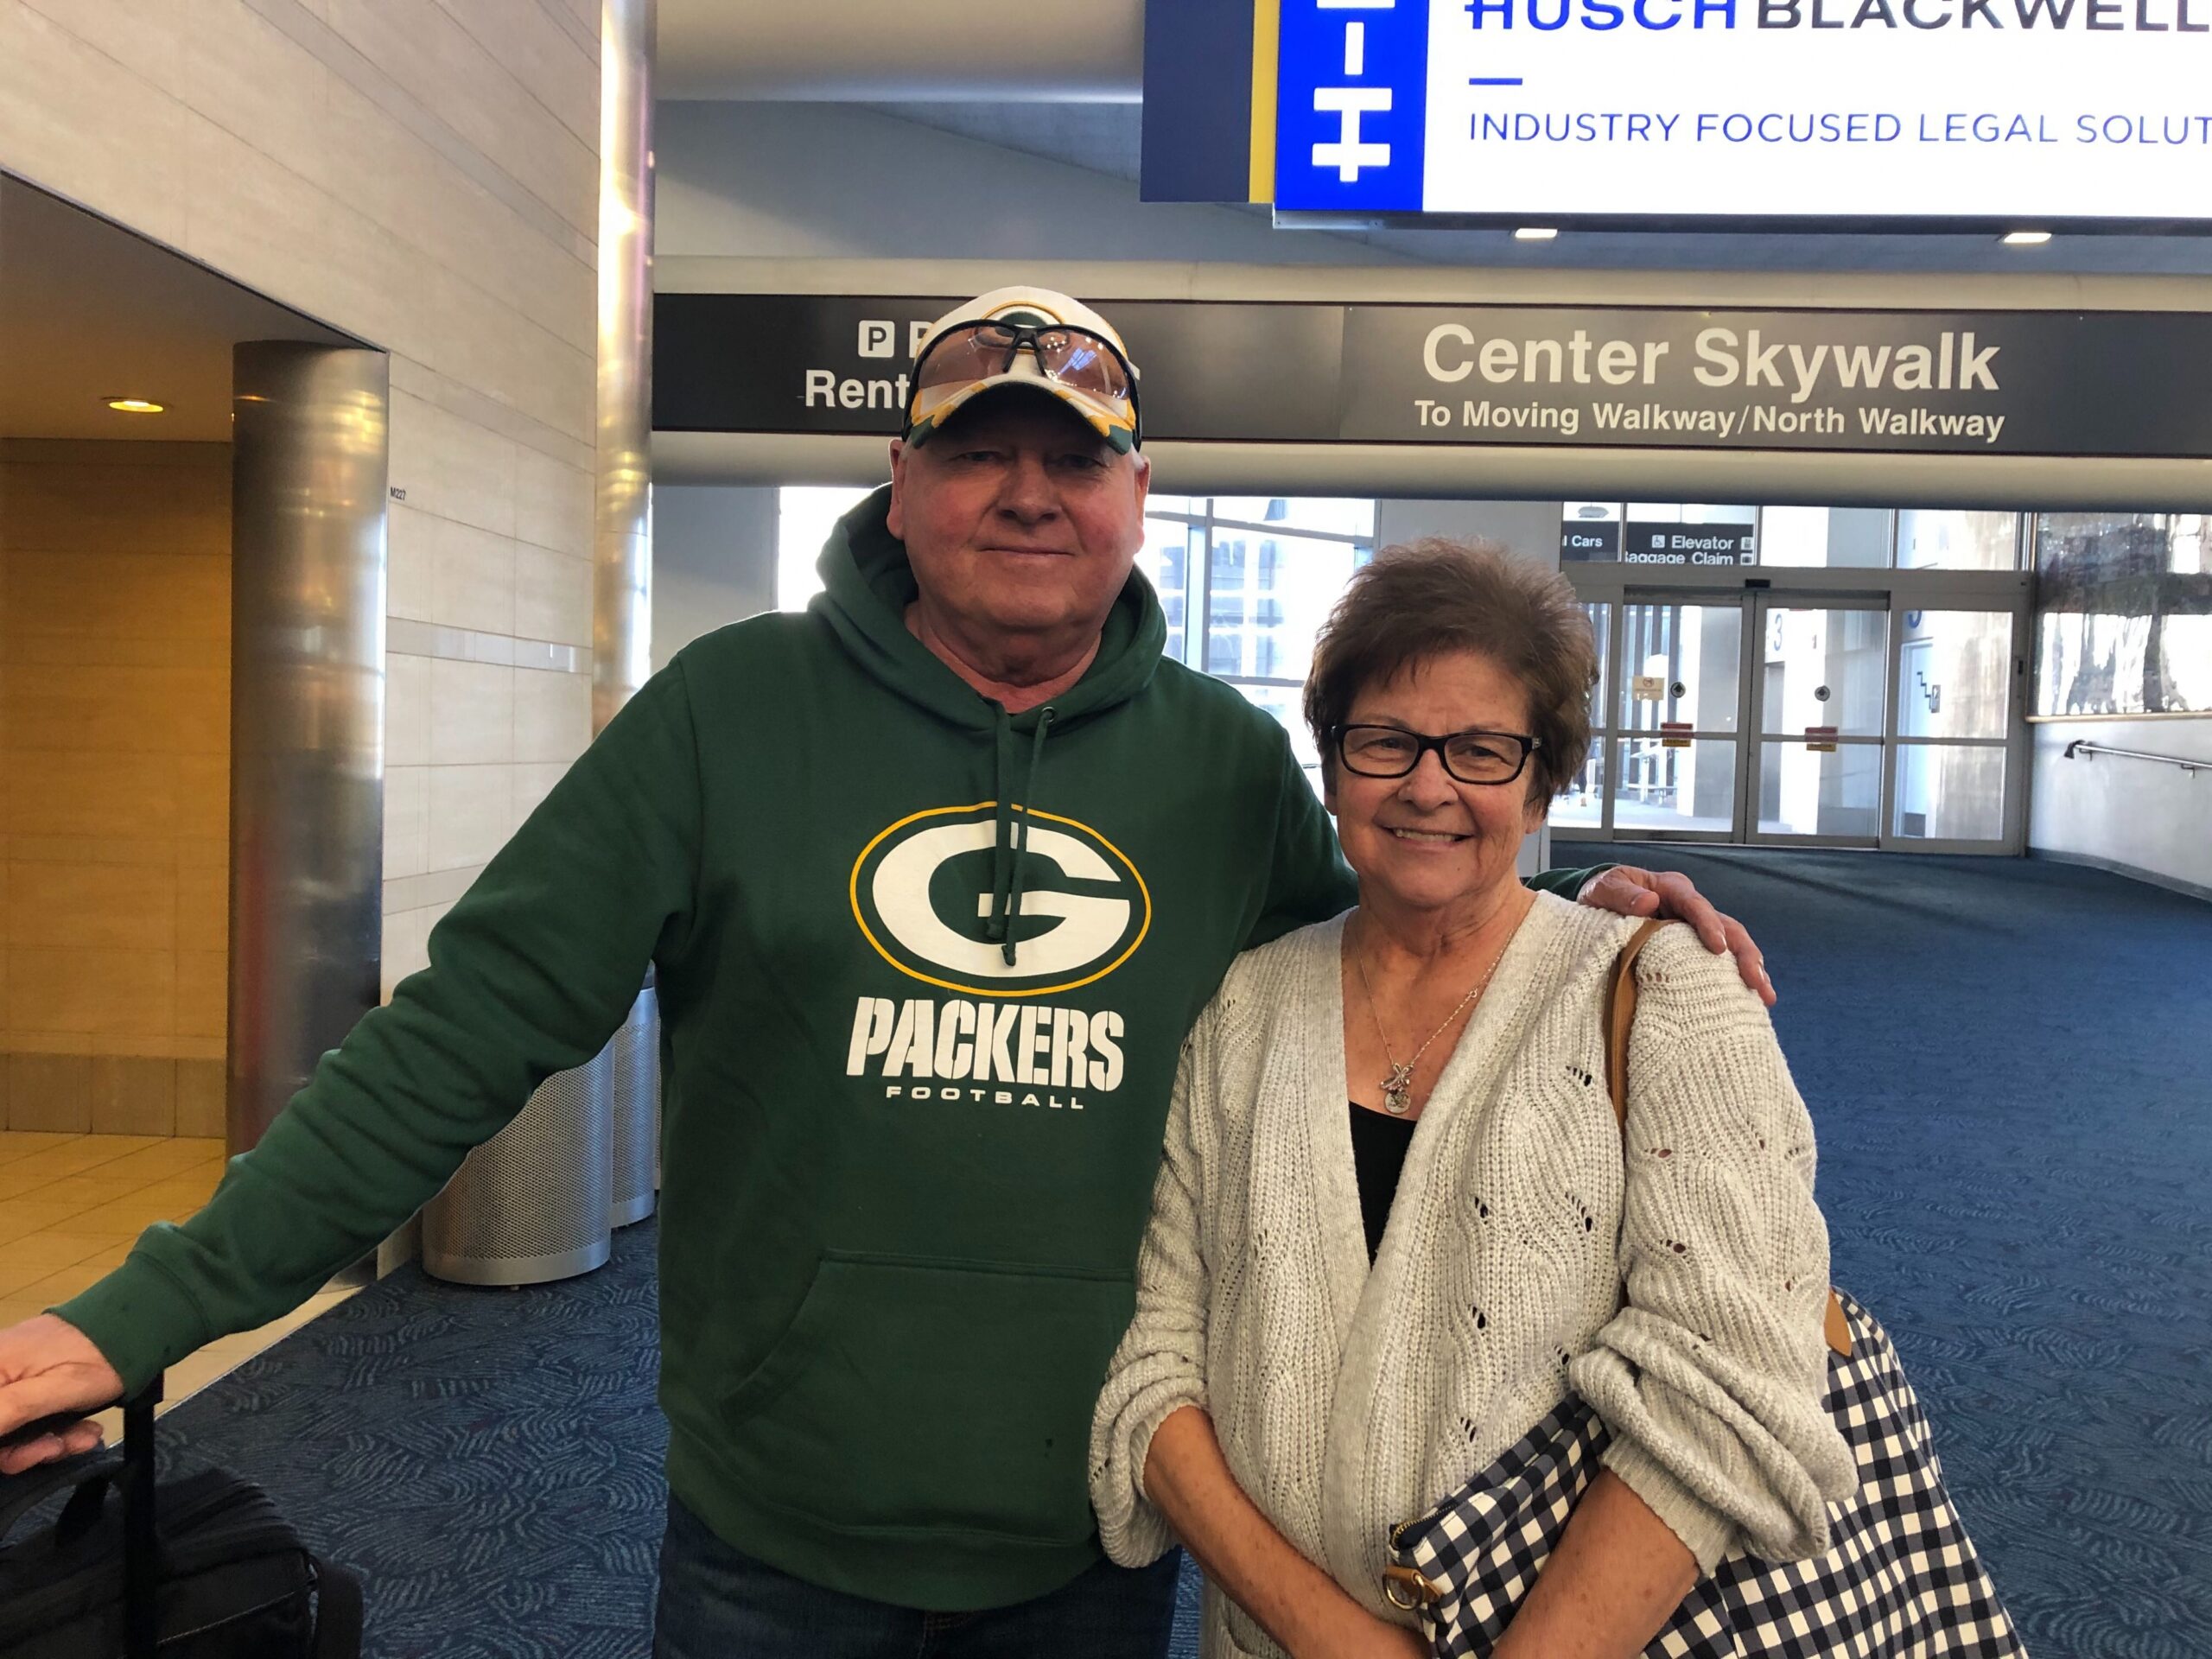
xmin=1333 ymin=724 xmax=1541 ymax=786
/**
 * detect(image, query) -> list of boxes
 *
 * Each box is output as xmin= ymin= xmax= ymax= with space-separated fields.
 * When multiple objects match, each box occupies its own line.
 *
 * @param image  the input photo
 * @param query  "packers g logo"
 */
xmin=850 ymin=803 xmax=1151 ymax=997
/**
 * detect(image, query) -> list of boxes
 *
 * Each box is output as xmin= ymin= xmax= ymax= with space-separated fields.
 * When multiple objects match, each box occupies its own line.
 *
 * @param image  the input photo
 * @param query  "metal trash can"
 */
xmin=423 ymin=1046 xmax=613 ymax=1286
xmin=609 ymin=970 xmax=660 ymax=1228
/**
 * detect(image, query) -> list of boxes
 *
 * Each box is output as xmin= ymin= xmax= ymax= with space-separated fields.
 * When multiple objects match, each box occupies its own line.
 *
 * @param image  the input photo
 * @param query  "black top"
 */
xmin=1348 ymin=1103 xmax=1419 ymax=1262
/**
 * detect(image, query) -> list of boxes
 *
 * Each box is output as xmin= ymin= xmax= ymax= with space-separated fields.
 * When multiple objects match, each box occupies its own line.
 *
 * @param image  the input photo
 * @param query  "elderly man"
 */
xmin=0 ymin=289 xmax=1764 ymax=1657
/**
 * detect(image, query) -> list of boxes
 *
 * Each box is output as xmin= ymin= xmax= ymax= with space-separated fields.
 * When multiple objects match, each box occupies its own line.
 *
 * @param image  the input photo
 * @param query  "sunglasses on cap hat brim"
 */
xmin=903 ymin=318 xmax=1141 ymax=454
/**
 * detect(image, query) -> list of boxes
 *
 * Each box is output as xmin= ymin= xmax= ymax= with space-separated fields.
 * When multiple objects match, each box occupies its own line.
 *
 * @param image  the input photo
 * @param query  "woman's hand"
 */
xmin=1574 ymin=866 xmax=1775 ymax=1007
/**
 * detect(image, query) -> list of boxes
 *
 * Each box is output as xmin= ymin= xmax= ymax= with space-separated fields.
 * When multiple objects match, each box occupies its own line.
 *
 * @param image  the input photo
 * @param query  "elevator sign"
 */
xmin=1271 ymin=0 xmax=2212 ymax=224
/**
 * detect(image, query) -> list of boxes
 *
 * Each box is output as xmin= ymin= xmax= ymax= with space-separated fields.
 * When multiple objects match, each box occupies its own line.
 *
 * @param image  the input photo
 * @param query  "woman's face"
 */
xmin=1325 ymin=651 xmax=1549 ymax=918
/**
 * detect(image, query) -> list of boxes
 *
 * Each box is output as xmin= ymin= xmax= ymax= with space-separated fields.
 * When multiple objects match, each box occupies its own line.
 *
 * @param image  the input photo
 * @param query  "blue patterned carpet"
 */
xmin=151 ymin=848 xmax=2211 ymax=1656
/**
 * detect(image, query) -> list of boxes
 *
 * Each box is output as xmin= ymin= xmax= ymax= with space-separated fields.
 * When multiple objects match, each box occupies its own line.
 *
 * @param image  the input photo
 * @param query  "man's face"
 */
xmin=887 ymin=392 xmax=1150 ymax=645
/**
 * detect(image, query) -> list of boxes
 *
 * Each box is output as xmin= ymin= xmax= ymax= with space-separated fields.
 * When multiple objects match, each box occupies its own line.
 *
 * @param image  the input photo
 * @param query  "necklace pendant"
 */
xmin=1382 ymin=1064 xmax=1414 ymax=1116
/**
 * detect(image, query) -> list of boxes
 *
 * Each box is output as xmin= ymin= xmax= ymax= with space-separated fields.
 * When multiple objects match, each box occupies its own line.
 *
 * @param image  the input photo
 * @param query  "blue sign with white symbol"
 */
xmin=1274 ymin=1 xmax=1431 ymax=213
xmin=1268 ymin=0 xmax=2212 ymax=224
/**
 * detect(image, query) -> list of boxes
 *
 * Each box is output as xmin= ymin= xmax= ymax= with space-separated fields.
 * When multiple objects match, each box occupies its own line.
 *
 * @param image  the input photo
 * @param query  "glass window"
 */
xmin=1202 ymin=530 xmax=1368 ymax=685
xmin=777 ymin=486 xmax=874 ymax=612
xmin=1614 ymin=737 xmax=1738 ymax=834
xmin=1896 ymin=510 xmax=2018 ymax=571
xmin=1896 ymin=611 xmax=2012 ymax=741
xmin=1236 ymin=683 xmax=1324 ymax=781
xmin=1894 ymin=745 xmax=2006 ymax=842
xmin=2034 ymin=513 xmax=2211 ymax=714
xmin=1140 ymin=518 xmax=1198 ymax=664
xmin=1759 ymin=506 xmax=1888 ymax=569
xmin=1758 ymin=742 xmax=1881 ymax=838
xmin=1211 ymin=496 xmax=1376 ymax=538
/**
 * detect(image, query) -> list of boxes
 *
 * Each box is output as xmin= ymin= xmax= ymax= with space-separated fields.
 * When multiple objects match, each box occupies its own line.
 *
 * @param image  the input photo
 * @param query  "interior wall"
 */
xmin=0 ymin=439 xmax=230 ymax=1135
xmin=652 ymin=485 xmax=778 ymax=671
xmin=2030 ymin=721 xmax=2212 ymax=899
xmin=0 ymin=1 xmax=601 ymax=1006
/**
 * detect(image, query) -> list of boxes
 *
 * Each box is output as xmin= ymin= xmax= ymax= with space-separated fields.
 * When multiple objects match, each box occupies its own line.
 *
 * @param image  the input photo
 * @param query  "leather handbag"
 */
xmin=1382 ymin=920 xmax=2026 ymax=1657
xmin=0 ymin=1379 xmax=363 ymax=1658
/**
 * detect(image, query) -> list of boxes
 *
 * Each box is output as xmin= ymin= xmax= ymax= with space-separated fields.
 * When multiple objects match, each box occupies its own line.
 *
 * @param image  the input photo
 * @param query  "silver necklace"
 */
xmin=1353 ymin=921 xmax=1508 ymax=1116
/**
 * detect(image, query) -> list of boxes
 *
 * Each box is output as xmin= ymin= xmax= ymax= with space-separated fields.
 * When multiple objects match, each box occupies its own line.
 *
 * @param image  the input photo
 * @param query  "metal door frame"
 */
xmin=1562 ymin=564 xmax=2031 ymax=854
xmin=1744 ymin=588 xmax=1891 ymax=849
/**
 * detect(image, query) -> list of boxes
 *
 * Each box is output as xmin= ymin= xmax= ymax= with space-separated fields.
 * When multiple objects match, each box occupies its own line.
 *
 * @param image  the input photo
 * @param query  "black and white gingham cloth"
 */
xmin=1393 ymin=1290 xmax=2026 ymax=1658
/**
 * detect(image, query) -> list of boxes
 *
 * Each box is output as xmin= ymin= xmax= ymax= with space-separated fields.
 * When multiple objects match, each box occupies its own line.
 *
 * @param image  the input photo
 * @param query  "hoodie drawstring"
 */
xmin=984 ymin=705 xmax=1058 ymax=967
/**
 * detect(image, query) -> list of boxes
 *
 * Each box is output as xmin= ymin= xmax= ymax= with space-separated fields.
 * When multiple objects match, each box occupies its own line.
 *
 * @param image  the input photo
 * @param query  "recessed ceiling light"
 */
xmin=105 ymin=397 xmax=165 ymax=414
xmin=2001 ymin=231 xmax=2052 ymax=246
xmin=1514 ymin=227 xmax=1560 ymax=241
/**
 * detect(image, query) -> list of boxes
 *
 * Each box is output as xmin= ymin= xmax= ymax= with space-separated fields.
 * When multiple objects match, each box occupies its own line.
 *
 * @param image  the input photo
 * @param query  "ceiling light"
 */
xmin=1514 ymin=227 xmax=1560 ymax=241
xmin=2001 ymin=231 xmax=2052 ymax=246
xmin=105 ymin=397 xmax=165 ymax=414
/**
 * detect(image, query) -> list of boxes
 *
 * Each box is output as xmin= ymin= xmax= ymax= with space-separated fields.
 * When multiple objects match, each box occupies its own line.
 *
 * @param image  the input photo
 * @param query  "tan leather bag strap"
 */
xmin=1601 ymin=919 xmax=1853 ymax=1360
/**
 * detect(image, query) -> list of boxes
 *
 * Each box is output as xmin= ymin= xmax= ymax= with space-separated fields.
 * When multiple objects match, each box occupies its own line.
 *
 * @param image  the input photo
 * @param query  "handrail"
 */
xmin=2062 ymin=740 xmax=2202 ymax=775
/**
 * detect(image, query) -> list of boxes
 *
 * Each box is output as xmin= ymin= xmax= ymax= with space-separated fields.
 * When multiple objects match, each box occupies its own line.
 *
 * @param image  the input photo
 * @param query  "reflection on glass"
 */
xmin=1758 ymin=741 xmax=1880 ymax=839
xmin=1897 ymin=611 xmax=2011 ymax=740
xmin=1612 ymin=737 xmax=1737 ymax=834
xmin=1625 ymin=503 xmax=1757 ymax=524
xmin=1141 ymin=518 xmax=1198 ymax=664
xmin=1211 ymin=496 xmax=1376 ymax=538
xmin=1760 ymin=506 xmax=1888 ymax=569
xmin=1235 ymin=684 xmax=1323 ymax=791
xmin=1553 ymin=734 xmax=1605 ymax=829
xmin=1205 ymin=531 xmax=1367 ymax=683
xmin=1581 ymin=601 xmax=1611 ymax=734
xmin=1897 ymin=510 xmax=2018 ymax=571
xmin=1758 ymin=607 xmax=1888 ymax=737
xmin=1620 ymin=602 xmax=1742 ymax=733
xmin=1894 ymin=744 xmax=2005 ymax=842
xmin=2033 ymin=513 xmax=2210 ymax=715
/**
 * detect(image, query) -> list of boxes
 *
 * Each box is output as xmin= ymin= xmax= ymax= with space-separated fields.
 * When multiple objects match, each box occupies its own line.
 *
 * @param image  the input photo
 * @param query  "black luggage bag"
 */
xmin=0 ymin=1379 xmax=362 ymax=1657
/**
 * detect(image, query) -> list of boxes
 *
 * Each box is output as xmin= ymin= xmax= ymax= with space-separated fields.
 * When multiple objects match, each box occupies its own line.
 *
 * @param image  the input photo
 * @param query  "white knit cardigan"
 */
xmin=1090 ymin=895 xmax=1857 ymax=1659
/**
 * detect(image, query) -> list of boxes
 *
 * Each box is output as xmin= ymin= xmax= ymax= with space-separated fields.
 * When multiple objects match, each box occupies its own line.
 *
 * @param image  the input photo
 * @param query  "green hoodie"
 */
xmin=59 ymin=490 xmax=1600 ymax=1611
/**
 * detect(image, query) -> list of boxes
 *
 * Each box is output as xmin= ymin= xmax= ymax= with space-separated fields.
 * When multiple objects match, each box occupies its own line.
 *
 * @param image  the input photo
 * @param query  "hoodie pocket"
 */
xmin=721 ymin=1249 xmax=1135 ymax=1545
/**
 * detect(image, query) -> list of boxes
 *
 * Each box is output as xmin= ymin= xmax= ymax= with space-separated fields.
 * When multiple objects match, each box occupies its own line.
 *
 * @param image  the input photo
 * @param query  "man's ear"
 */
xmin=1130 ymin=450 xmax=1151 ymax=515
xmin=886 ymin=438 xmax=908 ymax=539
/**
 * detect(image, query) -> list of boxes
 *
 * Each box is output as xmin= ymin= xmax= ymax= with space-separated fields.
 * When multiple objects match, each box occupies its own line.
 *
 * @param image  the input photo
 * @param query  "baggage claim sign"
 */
xmin=1272 ymin=0 xmax=2212 ymax=224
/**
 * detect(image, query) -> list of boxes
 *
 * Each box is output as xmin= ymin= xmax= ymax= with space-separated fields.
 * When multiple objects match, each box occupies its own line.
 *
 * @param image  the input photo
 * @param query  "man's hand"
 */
xmin=0 ymin=1313 xmax=124 ymax=1474
xmin=1576 ymin=866 xmax=1776 ymax=1007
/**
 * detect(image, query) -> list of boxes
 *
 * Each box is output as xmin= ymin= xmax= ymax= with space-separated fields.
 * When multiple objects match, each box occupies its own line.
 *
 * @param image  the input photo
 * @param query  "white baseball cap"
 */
xmin=904 ymin=286 xmax=1142 ymax=454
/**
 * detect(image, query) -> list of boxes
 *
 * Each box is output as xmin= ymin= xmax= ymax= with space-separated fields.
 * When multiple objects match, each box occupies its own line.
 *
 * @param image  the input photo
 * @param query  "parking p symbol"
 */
xmin=857 ymin=320 xmax=896 ymax=359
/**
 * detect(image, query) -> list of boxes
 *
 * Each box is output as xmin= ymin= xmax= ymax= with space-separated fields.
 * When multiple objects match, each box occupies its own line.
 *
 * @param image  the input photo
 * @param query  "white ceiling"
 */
xmin=0 ymin=175 xmax=353 ymax=442
xmin=658 ymin=0 xmax=1144 ymax=101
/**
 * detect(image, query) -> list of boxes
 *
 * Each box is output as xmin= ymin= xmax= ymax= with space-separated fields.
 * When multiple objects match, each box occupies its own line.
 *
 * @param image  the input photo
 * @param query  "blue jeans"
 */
xmin=652 ymin=1494 xmax=1183 ymax=1659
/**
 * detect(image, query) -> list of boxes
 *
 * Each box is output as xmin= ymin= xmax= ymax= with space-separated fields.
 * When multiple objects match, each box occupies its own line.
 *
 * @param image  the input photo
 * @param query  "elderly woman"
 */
xmin=1090 ymin=540 xmax=1855 ymax=1659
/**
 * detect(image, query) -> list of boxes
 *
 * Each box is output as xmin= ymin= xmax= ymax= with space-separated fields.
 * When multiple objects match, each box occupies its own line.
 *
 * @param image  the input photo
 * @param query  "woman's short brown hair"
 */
xmin=1303 ymin=538 xmax=1597 ymax=804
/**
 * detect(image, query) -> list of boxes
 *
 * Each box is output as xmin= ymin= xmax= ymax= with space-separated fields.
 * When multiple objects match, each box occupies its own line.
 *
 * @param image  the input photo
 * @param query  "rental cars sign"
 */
xmin=1270 ymin=0 xmax=2212 ymax=224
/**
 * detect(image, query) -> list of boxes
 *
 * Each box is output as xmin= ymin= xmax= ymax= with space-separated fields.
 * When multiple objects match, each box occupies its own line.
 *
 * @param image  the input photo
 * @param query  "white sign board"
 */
xmin=1273 ymin=0 xmax=2212 ymax=223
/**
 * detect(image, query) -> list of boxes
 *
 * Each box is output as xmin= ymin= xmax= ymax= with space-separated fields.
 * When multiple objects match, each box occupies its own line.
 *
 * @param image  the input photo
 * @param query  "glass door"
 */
xmin=1748 ymin=599 xmax=1890 ymax=845
xmin=1580 ymin=594 xmax=1749 ymax=841
xmin=1885 ymin=602 xmax=2024 ymax=850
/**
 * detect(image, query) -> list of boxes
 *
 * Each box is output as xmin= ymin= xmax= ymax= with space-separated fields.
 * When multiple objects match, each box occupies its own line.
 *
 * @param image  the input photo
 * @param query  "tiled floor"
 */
xmin=0 ymin=1130 xmax=356 ymax=1431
